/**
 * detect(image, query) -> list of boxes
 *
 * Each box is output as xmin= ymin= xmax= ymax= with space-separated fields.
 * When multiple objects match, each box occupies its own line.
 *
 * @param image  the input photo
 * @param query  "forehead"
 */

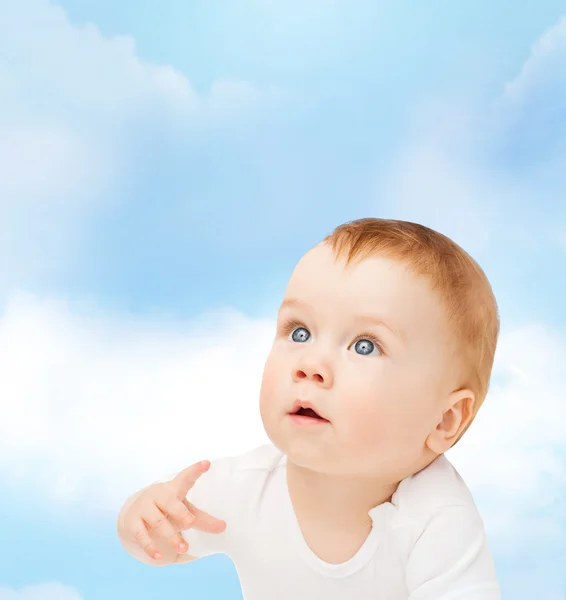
xmin=283 ymin=243 xmax=448 ymax=335
xmin=286 ymin=243 xmax=421 ymax=300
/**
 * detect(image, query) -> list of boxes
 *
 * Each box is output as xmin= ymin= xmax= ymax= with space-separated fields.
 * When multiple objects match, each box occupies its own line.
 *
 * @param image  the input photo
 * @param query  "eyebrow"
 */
xmin=279 ymin=298 xmax=405 ymax=342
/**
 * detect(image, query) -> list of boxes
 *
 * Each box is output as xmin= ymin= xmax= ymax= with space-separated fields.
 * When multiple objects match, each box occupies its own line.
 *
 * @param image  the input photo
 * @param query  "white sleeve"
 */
xmin=405 ymin=505 xmax=501 ymax=600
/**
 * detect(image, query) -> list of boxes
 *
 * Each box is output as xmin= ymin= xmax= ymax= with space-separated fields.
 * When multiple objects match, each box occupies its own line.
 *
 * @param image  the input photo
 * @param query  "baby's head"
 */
xmin=259 ymin=218 xmax=499 ymax=481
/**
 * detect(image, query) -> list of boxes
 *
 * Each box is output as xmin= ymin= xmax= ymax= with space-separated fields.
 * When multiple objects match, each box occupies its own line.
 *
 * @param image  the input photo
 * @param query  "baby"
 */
xmin=117 ymin=218 xmax=501 ymax=599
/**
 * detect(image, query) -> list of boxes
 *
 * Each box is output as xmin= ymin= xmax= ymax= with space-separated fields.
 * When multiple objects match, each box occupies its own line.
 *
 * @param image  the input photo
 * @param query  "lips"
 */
xmin=289 ymin=399 xmax=329 ymax=422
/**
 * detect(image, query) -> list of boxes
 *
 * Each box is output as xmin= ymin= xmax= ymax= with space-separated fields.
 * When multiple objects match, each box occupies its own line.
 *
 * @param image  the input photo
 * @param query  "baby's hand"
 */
xmin=120 ymin=460 xmax=226 ymax=564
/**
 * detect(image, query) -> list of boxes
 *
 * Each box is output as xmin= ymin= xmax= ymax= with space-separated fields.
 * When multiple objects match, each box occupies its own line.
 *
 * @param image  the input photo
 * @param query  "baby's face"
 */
xmin=259 ymin=243 xmax=459 ymax=480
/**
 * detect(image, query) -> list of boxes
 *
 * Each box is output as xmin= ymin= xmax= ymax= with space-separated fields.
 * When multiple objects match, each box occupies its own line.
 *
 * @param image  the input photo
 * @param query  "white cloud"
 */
xmin=0 ymin=124 xmax=107 ymax=205
xmin=494 ymin=15 xmax=566 ymax=190
xmin=0 ymin=291 xmax=274 ymax=513
xmin=447 ymin=321 xmax=566 ymax=550
xmin=374 ymin=103 xmax=502 ymax=255
xmin=0 ymin=0 xmax=194 ymax=206
xmin=0 ymin=0 xmax=280 ymax=294
xmin=0 ymin=582 xmax=82 ymax=600
xmin=1 ymin=0 xmax=194 ymax=122
xmin=501 ymin=16 xmax=566 ymax=109
xmin=377 ymin=15 xmax=566 ymax=256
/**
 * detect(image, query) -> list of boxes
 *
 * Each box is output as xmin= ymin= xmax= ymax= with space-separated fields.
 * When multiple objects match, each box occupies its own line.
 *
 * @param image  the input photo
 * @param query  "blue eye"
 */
xmin=284 ymin=321 xmax=383 ymax=356
xmin=290 ymin=327 xmax=310 ymax=343
xmin=350 ymin=334 xmax=383 ymax=356
xmin=350 ymin=338 xmax=381 ymax=356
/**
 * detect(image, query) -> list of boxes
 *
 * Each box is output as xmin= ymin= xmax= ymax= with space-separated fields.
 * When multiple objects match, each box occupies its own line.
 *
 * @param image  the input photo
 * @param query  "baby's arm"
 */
xmin=405 ymin=505 xmax=501 ymax=600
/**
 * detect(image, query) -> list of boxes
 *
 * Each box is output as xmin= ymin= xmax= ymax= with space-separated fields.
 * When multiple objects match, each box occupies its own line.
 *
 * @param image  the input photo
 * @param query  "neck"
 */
xmin=286 ymin=460 xmax=399 ymax=525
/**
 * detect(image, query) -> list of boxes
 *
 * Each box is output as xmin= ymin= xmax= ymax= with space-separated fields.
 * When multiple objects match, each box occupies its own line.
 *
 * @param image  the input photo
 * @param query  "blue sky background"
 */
xmin=0 ymin=1 xmax=565 ymax=598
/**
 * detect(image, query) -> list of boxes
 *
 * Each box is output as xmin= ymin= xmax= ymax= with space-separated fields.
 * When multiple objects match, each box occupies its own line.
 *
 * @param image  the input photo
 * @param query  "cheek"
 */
xmin=343 ymin=403 xmax=426 ymax=462
xmin=336 ymin=380 xmax=385 ymax=446
xmin=259 ymin=351 xmax=281 ymax=411
xmin=338 ymin=371 xmax=427 ymax=449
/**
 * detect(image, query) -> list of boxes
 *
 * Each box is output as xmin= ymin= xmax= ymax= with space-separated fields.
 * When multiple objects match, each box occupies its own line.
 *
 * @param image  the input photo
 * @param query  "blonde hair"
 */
xmin=322 ymin=218 xmax=500 ymax=443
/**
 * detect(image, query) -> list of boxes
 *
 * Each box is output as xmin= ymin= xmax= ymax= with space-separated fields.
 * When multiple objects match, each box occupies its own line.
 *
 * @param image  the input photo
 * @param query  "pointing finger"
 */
xmin=172 ymin=460 xmax=211 ymax=498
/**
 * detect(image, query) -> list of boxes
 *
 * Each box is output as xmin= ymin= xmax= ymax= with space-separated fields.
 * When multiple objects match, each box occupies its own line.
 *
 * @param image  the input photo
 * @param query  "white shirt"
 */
xmin=180 ymin=444 xmax=500 ymax=600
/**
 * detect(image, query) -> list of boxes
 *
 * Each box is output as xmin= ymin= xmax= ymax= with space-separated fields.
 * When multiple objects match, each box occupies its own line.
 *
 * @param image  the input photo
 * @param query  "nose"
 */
xmin=292 ymin=356 xmax=334 ymax=388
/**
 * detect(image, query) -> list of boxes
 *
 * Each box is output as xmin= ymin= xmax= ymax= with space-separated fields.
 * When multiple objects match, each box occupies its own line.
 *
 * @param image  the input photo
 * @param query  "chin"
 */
xmin=260 ymin=411 xmax=342 ymax=473
xmin=282 ymin=447 xmax=320 ymax=474
xmin=283 ymin=438 xmax=343 ymax=474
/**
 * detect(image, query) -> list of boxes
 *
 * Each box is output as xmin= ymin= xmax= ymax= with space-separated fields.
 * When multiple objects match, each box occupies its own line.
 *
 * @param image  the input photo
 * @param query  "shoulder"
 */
xmin=391 ymin=453 xmax=486 ymax=559
xmin=391 ymin=455 xmax=500 ymax=598
xmin=393 ymin=453 xmax=478 ymax=522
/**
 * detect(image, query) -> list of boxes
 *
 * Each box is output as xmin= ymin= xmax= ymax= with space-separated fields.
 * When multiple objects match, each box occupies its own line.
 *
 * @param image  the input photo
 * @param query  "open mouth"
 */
xmin=295 ymin=407 xmax=323 ymax=419
xmin=290 ymin=405 xmax=329 ymax=423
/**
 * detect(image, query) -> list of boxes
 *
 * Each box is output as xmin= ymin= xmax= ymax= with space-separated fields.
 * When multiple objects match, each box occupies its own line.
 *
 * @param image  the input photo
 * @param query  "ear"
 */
xmin=425 ymin=388 xmax=475 ymax=454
